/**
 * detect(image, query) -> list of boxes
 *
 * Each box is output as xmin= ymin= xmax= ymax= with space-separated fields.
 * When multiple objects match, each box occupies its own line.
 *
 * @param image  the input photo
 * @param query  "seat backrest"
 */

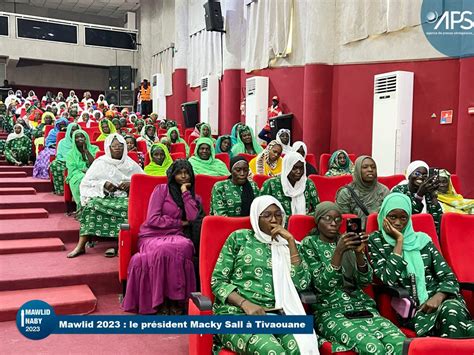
xmin=195 ymin=174 xmax=228 ymax=214
xmin=92 ymin=131 xmax=101 ymax=141
xmin=287 ymin=213 xmax=358 ymax=241
xmin=306 ymin=153 xmax=317 ymax=169
xmin=405 ymin=337 xmax=474 ymax=355
xmin=200 ymin=216 xmax=251 ymax=300
xmin=441 ymin=213 xmax=474 ymax=282
xmin=56 ymin=131 xmax=66 ymax=146
xmin=78 ymin=122 xmax=87 ymax=128
xmin=157 ymin=128 xmax=167 ymax=136
xmin=136 ymin=140 xmax=148 ymax=155
xmin=82 ymin=127 xmax=98 ymax=140
xmin=450 ymin=174 xmax=462 ymax=195
xmin=366 ymin=213 xmax=441 ymax=252
xmin=378 ymin=175 xmax=405 ymax=190
xmin=170 ymin=142 xmax=186 ymax=154
xmin=91 ymin=140 xmax=104 ymax=150
xmin=170 ymin=152 xmax=186 ymax=160
xmin=43 ymin=125 xmax=54 ymax=139
xmin=189 ymin=142 xmax=196 ymax=155
xmin=95 ymin=150 xmax=140 ymax=164
xmin=215 ymin=153 xmax=230 ymax=169
xmin=238 ymin=153 xmax=257 ymax=162
xmin=252 ymin=174 xmax=270 ymax=189
xmin=128 ymin=174 xmax=168 ymax=254
xmin=319 ymin=153 xmax=356 ymax=176
xmin=308 ymin=174 xmax=353 ymax=202
xmin=184 ymin=128 xmax=194 ymax=143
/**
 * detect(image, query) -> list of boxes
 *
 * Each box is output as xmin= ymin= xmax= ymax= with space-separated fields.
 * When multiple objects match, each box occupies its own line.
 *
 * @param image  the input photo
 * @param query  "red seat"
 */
xmin=55 ymin=131 xmax=66 ymax=147
xmin=195 ymin=174 xmax=228 ymax=214
xmin=82 ymin=127 xmax=98 ymax=141
xmin=136 ymin=140 xmax=148 ymax=155
xmin=306 ymin=153 xmax=317 ymax=169
xmin=92 ymin=131 xmax=101 ymax=141
xmin=215 ymin=153 xmax=230 ymax=169
xmin=95 ymin=151 xmax=140 ymax=164
xmin=378 ymin=174 xmax=405 ymax=190
xmin=43 ymin=125 xmax=54 ymax=140
xmin=170 ymin=152 xmax=186 ymax=161
xmin=189 ymin=142 xmax=196 ymax=155
xmin=91 ymin=140 xmax=104 ymax=150
xmin=184 ymin=128 xmax=194 ymax=144
xmin=402 ymin=337 xmax=474 ymax=355
xmin=309 ymin=174 xmax=353 ymax=202
xmin=287 ymin=214 xmax=358 ymax=242
xmin=450 ymin=174 xmax=462 ymax=195
xmin=319 ymin=153 xmax=356 ymax=176
xmin=157 ymin=128 xmax=167 ymax=136
xmin=252 ymin=174 xmax=270 ymax=189
xmin=63 ymin=169 xmax=72 ymax=203
xmin=78 ymin=122 xmax=87 ymax=128
xmin=118 ymin=175 xmax=168 ymax=282
xmin=237 ymin=153 xmax=257 ymax=162
xmin=170 ymin=142 xmax=186 ymax=155
xmin=441 ymin=213 xmax=474 ymax=314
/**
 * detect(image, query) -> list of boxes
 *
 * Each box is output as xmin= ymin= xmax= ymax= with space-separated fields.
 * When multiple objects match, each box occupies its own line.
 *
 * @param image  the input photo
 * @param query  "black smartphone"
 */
xmin=429 ymin=168 xmax=440 ymax=181
xmin=344 ymin=310 xmax=373 ymax=319
xmin=346 ymin=218 xmax=362 ymax=245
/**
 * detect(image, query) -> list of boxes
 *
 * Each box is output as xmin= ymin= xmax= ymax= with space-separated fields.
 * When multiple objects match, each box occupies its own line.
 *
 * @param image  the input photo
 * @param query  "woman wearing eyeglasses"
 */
xmin=391 ymin=160 xmax=443 ymax=235
xmin=211 ymin=195 xmax=319 ymax=354
xmin=300 ymin=202 xmax=406 ymax=354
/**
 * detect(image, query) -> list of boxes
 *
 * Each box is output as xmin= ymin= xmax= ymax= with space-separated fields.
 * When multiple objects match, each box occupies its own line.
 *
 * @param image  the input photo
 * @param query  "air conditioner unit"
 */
xmin=372 ymin=71 xmax=414 ymax=176
xmin=152 ymin=73 xmax=166 ymax=119
xmin=245 ymin=76 xmax=269 ymax=141
xmin=200 ymin=75 xmax=219 ymax=135
xmin=124 ymin=12 xmax=136 ymax=30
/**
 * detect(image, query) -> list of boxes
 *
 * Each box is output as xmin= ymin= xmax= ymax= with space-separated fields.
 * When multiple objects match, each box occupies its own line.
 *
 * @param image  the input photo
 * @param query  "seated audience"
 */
xmin=167 ymin=127 xmax=189 ymax=156
xmin=211 ymin=195 xmax=318 ymax=354
xmin=215 ymin=134 xmax=232 ymax=157
xmin=325 ymin=149 xmax=354 ymax=176
xmin=261 ymin=152 xmax=319 ymax=219
xmin=138 ymin=124 xmax=158 ymax=150
xmin=230 ymin=125 xmax=263 ymax=156
xmin=188 ymin=122 xmax=204 ymax=142
xmin=134 ymin=118 xmax=145 ymax=134
xmin=4 ymin=124 xmax=32 ymax=166
xmin=369 ymin=193 xmax=474 ymax=338
xmin=33 ymin=112 xmax=55 ymax=154
xmin=124 ymin=134 xmax=145 ymax=167
xmin=67 ymin=133 xmax=143 ymax=258
xmin=230 ymin=122 xmax=243 ymax=145
xmin=391 ymin=160 xmax=443 ymax=235
xmin=96 ymin=119 xmax=116 ymax=142
xmin=301 ymin=202 xmax=406 ymax=354
xmin=276 ymin=128 xmax=292 ymax=154
xmin=188 ymin=137 xmax=230 ymax=176
xmin=292 ymin=141 xmax=318 ymax=176
xmin=335 ymin=156 xmax=388 ymax=227
xmin=122 ymin=159 xmax=202 ymax=315
xmin=144 ymin=143 xmax=172 ymax=176
xmin=248 ymin=140 xmax=283 ymax=177
xmin=193 ymin=122 xmax=216 ymax=144
xmin=437 ymin=169 xmax=474 ymax=214
xmin=210 ymin=156 xmax=260 ymax=217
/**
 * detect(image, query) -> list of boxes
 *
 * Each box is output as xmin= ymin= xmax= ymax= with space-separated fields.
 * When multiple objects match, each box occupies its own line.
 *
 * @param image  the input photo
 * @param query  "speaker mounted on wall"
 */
xmin=108 ymin=66 xmax=120 ymax=90
xmin=120 ymin=90 xmax=134 ymax=107
xmin=203 ymin=0 xmax=225 ymax=32
xmin=105 ymin=90 xmax=119 ymax=105
xmin=119 ymin=66 xmax=132 ymax=90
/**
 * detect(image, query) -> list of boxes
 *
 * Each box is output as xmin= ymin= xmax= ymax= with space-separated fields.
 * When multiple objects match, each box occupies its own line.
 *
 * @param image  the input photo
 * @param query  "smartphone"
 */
xmin=344 ymin=310 xmax=373 ymax=319
xmin=346 ymin=218 xmax=362 ymax=243
xmin=429 ymin=168 xmax=440 ymax=181
xmin=264 ymin=308 xmax=285 ymax=315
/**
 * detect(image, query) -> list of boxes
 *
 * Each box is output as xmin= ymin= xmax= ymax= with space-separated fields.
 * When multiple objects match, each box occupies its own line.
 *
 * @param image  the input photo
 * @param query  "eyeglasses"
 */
xmin=259 ymin=211 xmax=284 ymax=220
xmin=319 ymin=215 xmax=342 ymax=224
xmin=411 ymin=171 xmax=427 ymax=178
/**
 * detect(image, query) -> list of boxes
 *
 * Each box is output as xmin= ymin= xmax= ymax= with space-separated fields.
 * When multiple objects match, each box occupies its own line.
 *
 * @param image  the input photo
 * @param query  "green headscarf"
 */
xmin=166 ymin=126 xmax=189 ymax=156
xmin=327 ymin=149 xmax=354 ymax=176
xmin=230 ymin=122 xmax=243 ymax=145
xmin=215 ymin=135 xmax=232 ymax=155
xmin=199 ymin=123 xmax=216 ymax=142
xmin=188 ymin=137 xmax=230 ymax=176
xmin=230 ymin=125 xmax=263 ymax=156
xmin=56 ymin=123 xmax=79 ymax=161
xmin=65 ymin=129 xmax=99 ymax=182
xmin=377 ymin=192 xmax=431 ymax=304
xmin=96 ymin=119 xmax=116 ymax=141
xmin=144 ymin=143 xmax=173 ymax=176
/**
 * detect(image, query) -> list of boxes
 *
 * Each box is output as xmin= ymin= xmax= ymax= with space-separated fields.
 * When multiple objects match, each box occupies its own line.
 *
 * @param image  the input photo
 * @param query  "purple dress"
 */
xmin=33 ymin=147 xmax=55 ymax=179
xmin=122 ymin=184 xmax=201 ymax=314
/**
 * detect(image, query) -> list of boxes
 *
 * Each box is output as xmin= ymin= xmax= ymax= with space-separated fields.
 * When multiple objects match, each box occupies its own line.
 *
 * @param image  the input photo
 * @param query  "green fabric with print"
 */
xmin=50 ymin=159 xmax=66 ymax=194
xmin=4 ymin=136 xmax=31 ymax=164
xmin=78 ymin=196 xmax=128 ymax=237
xmin=210 ymin=179 xmax=260 ymax=217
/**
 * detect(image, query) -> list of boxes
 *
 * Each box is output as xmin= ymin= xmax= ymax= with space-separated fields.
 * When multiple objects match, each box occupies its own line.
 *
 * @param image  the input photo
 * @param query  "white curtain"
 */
xmin=188 ymin=29 xmax=223 ymax=88
xmin=151 ymin=48 xmax=174 ymax=96
xmin=244 ymin=0 xmax=294 ymax=73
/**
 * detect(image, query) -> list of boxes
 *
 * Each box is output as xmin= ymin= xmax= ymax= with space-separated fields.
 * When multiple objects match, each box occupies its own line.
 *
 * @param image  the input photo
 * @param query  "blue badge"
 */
xmin=16 ymin=300 xmax=57 ymax=340
xmin=421 ymin=0 xmax=474 ymax=57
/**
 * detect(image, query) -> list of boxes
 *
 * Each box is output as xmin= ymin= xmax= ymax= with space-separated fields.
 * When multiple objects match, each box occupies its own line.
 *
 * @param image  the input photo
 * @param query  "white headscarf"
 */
xmin=397 ymin=160 xmax=430 ymax=213
xmin=276 ymin=128 xmax=292 ymax=154
xmin=292 ymin=141 xmax=307 ymax=158
xmin=6 ymin=124 xmax=25 ymax=142
xmin=250 ymin=196 xmax=319 ymax=355
xmin=281 ymin=152 xmax=307 ymax=215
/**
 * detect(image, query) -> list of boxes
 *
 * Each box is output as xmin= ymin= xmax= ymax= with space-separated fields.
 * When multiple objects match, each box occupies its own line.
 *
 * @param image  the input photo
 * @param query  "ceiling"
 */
xmin=4 ymin=0 xmax=140 ymax=19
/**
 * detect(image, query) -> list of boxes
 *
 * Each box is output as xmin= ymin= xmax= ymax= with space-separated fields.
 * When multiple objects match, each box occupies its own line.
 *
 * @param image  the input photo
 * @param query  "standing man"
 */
xmin=258 ymin=95 xmax=283 ymax=144
xmin=140 ymin=79 xmax=152 ymax=117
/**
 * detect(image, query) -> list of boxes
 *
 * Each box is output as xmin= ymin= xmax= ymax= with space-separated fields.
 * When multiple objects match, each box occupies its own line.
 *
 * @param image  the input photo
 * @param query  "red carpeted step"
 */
xmin=0 ymin=171 xmax=27 ymax=178
xmin=0 ymin=193 xmax=64 ymax=213
xmin=0 ymin=166 xmax=34 ymax=176
xmin=0 ymin=187 xmax=36 ymax=195
xmin=0 ymin=238 xmax=65 ymax=254
xmin=0 ymin=284 xmax=97 ymax=321
xmin=0 ymin=208 xmax=49 ymax=220
xmin=0 ymin=177 xmax=52 ymax=192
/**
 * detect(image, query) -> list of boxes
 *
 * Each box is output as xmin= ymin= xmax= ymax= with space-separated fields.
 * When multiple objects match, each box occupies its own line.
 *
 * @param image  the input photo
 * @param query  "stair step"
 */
xmin=0 ymin=166 xmax=34 ymax=176
xmin=0 ymin=171 xmax=27 ymax=178
xmin=0 ymin=284 xmax=96 ymax=321
xmin=0 ymin=177 xmax=52 ymax=192
xmin=0 ymin=192 xmax=65 ymax=213
xmin=0 ymin=237 xmax=64 ymax=254
xmin=0 ymin=187 xmax=37 ymax=195
xmin=0 ymin=208 xmax=49 ymax=220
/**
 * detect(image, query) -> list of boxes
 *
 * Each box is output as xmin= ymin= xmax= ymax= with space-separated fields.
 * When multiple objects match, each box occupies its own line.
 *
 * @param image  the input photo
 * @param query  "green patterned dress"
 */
xmin=391 ymin=184 xmax=443 ymax=235
xmin=369 ymin=231 xmax=474 ymax=338
xmin=211 ymin=229 xmax=310 ymax=354
xmin=4 ymin=136 xmax=32 ymax=165
xmin=210 ymin=179 xmax=260 ymax=217
xmin=261 ymin=177 xmax=319 ymax=219
xmin=300 ymin=235 xmax=405 ymax=354
xmin=79 ymin=196 xmax=129 ymax=237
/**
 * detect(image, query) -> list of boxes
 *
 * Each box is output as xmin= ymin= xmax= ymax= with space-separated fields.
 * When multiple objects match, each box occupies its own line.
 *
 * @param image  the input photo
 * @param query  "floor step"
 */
xmin=0 ymin=187 xmax=36 ymax=195
xmin=0 ymin=177 xmax=52 ymax=192
xmin=0 ymin=284 xmax=97 ymax=322
xmin=0 ymin=208 xmax=49 ymax=220
xmin=0 ymin=171 xmax=27 ymax=178
xmin=0 ymin=238 xmax=65 ymax=255
xmin=0 ymin=193 xmax=64 ymax=213
xmin=0 ymin=166 xmax=34 ymax=176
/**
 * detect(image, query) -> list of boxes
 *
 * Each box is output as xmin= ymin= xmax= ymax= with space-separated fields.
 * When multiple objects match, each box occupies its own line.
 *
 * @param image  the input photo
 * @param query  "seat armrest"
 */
xmin=190 ymin=292 xmax=213 ymax=311
xmin=120 ymin=223 xmax=130 ymax=231
xmin=460 ymin=282 xmax=474 ymax=291
xmin=118 ymin=229 xmax=131 ymax=282
xmin=374 ymin=284 xmax=410 ymax=298
xmin=299 ymin=291 xmax=317 ymax=304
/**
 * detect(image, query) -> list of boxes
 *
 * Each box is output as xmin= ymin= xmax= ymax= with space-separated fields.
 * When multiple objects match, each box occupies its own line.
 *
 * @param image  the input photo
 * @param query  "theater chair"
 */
xmin=91 ymin=140 xmax=104 ymax=150
xmin=237 ymin=153 xmax=256 ymax=162
xmin=287 ymin=214 xmax=358 ymax=242
xmin=170 ymin=142 xmax=186 ymax=155
xmin=215 ymin=153 xmax=230 ymax=169
xmin=63 ymin=170 xmax=75 ymax=213
xmin=92 ymin=131 xmax=101 ymax=141
xmin=170 ymin=152 xmax=186 ymax=160
xmin=252 ymin=174 xmax=270 ymax=189
xmin=378 ymin=174 xmax=405 ymax=190
xmin=184 ymin=128 xmax=194 ymax=144
xmin=118 ymin=175 xmax=168 ymax=290
xmin=309 ymin=174 xmax=352 ymax=202
xmin=189 ymin=142 xmax=196 ymax=155
xmin=95 ymin=150 xmax=140 ymax=164
xmin=319 ymin=153 xmax=356 ymax=176
xmin=450 ymin=174 xmax=462 ymax=195
xmin=43 ymin=125 xmax=54 ymax=140
xmin=55 ymin=131 xmax=66 ymax=147
xmin=402 ymin=337 xmax=474 ymax=355
xmin=136 ymin=140 xmax=148 ymax=155
xmin=441 ymin=213 xmax=474 ymax=314
xmin=195 ymin=174 xmax=227 ymax=214
xmin=306 ymin=153 xmax=317 ymax=170
xmin=82 ymin=127 xmax=98 ymax=141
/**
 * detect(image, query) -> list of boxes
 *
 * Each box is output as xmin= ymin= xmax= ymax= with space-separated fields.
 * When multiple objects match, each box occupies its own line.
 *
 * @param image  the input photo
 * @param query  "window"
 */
xmin=17 ymin=18 xmax=77 ymax=43
xmin=85 ymin=28 xmax=137 ymax=50
xmin=0 ymin=16 xmax=8 ymax=36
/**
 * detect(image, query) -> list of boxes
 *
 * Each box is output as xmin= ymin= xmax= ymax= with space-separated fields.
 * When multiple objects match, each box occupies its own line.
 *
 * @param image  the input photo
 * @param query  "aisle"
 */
xmin=0 ymin=135 xmax=187 ymax=354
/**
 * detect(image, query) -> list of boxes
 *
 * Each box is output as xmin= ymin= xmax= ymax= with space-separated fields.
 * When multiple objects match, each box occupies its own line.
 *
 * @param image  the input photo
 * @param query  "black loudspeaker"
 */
xmin=119 ymin=90 xmax=134 ymax=106
xmin=269 ymin=113 xmax=294 ymax=140
xmin=181 ymin=101 xmax=199 ymax=128
xmin=204 ymin=1 xmax=224 ymax=32
xmin=108 ymin=66 xmax=119 ymax=90
xmin=105 ymin=90 xmax=119 ymax=105
xmin=119 ymin=66 xmax=132 ymax=90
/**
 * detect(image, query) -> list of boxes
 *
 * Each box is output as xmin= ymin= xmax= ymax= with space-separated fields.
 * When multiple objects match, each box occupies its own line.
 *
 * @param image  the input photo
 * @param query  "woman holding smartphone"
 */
xmin=300 ymin=202 xmax=406 ymax=354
